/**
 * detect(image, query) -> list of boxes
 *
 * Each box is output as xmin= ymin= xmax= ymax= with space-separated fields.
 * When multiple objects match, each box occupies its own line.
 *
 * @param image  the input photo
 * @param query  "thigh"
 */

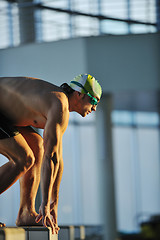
xmin=0 ymin=133 xmax=34 ymax=164
xmin=18 ymin=127 xmax=44 ymax=156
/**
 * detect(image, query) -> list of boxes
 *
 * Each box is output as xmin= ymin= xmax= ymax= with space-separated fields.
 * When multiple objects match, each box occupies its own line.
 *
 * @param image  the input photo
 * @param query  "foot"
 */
xmin=16 ymin=208 xmax=43 ymax=227
xmin=0 ymin=222 xmax=6 ymax=227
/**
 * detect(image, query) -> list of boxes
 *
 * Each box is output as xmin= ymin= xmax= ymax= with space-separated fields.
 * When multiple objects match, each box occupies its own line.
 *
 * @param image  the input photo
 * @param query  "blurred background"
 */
xmin=0 ymin=0 xmax=160 ymax=239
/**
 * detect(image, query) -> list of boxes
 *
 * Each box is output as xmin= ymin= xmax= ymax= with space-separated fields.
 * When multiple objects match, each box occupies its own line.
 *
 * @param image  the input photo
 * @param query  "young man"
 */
xmin=0 ymin=74 xmax=102 ymax=233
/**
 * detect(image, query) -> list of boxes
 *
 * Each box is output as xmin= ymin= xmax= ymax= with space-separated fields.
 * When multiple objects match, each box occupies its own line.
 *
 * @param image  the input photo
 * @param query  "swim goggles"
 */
xmin=70 ymin=81 xmax=98 ymax=106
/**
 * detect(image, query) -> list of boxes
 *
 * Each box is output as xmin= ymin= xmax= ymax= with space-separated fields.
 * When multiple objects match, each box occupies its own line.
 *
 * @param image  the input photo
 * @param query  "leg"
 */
xmin=0 ymin=135 xmax=35 ymax=194
xmin=16 ymin=127 xmax=44 ymax=226
xmin=0 ymin=133 xmax=36 ymax=227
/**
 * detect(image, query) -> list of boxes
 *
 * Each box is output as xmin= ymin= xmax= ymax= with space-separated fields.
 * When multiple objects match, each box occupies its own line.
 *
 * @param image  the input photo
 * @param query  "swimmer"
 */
xmin=0 ymin=74 xmax=102 ymax=234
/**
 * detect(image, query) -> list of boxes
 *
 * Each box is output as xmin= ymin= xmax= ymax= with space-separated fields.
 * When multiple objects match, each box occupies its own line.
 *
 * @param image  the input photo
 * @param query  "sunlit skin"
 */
xmin=69 ymin=91 xmax=99 ymax=117
xmin=0 ymin=77 xmax=100 ymax=234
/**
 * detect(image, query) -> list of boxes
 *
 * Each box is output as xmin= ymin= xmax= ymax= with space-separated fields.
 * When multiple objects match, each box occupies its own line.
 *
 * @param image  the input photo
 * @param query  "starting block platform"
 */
xmin=0 ymin=227 xmax=57 ymax=240
xmin=0 ymin=225 xmax=103 ymax=240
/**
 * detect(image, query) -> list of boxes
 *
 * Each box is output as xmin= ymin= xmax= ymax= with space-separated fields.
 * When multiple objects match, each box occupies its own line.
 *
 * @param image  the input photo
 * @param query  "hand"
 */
xmin=50 ymin=205 xmax=60 ymax=234
xmin=35 ymin=203 xmax=55 ymax=234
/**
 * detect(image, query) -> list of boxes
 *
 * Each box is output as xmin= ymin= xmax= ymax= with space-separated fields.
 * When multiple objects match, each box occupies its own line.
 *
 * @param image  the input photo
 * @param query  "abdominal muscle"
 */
xmin=1 ymin=106 xmax=47 ymax=129
xmin=16 ymin=113 xmax=47 ymax=129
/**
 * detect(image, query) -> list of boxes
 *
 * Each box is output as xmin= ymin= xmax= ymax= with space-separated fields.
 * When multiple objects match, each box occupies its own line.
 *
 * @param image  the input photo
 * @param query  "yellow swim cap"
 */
xmin=70 ymin=74 xmax=102 ymax=99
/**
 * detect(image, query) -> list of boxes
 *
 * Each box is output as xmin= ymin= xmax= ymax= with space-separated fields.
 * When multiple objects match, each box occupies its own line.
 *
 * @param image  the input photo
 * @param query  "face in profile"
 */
xmin=78 ymin=93 xmax=100 ymax=117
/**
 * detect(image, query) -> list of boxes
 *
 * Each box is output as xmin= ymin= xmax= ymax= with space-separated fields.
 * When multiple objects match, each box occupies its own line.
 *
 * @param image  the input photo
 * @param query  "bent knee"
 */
xmin=32 ymin=135 xmax=44 ymax=157
xmin=24 ymin=153 xmax=35 ymax=170
xmin=16 ymin=151 xmax=35 ymax=172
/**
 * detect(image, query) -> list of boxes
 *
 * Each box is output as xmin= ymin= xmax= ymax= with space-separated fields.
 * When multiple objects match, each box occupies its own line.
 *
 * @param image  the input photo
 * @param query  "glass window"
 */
xmin=134 ymin=112 xmax=159 ymax=126
xmin=137 ymin=128 xmax=160 ymax=214
xmin=112 ymin=110 xmax=159 ymax=126
xmin=130 ymin=24 xmax=156 ymax=34
xmin=0 ymin=0 xmax=158 ymax=49
xmin=0 ymin=1 xmax=20 ymax=49
xmin=59 ymin=112 xmax=101 ymax=225
xmin=113 ymin=127 xmax=137 ymax=231
xmin=101 ymin=20 xmax=128 ymax=34
xmin=79 ymin=124 xmax=101 ymax=224
xmin=112 ymin=111 xmax=133 ymax=125
xmin=0 ymin=1 xmax=11 ymax=48
xmin=130 ymin=0 xmax=156 ymax=23
xmin=112 ymin=110 xmax=160 ymax=232
xmin=71 ymin=0 xmax=99 ymax=14
xmin=101 ymin=0 xmax=127 ymax=19
xmin=72 ymin=16 xmax=99 ymax=37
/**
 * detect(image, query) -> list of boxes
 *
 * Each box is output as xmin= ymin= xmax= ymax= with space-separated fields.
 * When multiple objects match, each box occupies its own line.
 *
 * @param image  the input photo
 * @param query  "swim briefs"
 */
xmin=0 ymin=112 xmax=20 ymax=139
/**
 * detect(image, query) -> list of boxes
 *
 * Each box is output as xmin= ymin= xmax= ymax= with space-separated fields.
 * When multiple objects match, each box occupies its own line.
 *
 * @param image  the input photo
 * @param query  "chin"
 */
xmin=83 ymin=112 xmax=88 ymax=117
xmin=79 ymin=112 xmax=86 ymax=117
xmin=78 ymin=110 xmax=88 ymax=117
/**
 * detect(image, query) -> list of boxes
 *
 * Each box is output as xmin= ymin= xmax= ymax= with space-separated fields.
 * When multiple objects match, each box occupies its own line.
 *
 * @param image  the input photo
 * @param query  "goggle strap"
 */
xmin=86 ymin=93 xmax=98 ymax=105
xmin=70 ymin=81 xmax=88 ymax=94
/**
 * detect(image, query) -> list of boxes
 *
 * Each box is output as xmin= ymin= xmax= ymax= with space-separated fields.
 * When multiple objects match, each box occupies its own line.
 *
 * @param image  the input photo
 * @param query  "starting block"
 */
xmin=0 ymin=225 xmax=103 ymax=240
xmin=24 ymin=227 xmax=58 ymax=240
xmin=0 ymin=227 xmax=25 ymax=240
xmin=0 ymin=227 xmax=58 ymax=240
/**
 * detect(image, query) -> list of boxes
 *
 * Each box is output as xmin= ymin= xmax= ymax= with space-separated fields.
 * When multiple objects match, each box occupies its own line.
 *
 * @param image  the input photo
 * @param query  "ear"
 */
xmin=74 ymin=91 xmax=81 ymax=99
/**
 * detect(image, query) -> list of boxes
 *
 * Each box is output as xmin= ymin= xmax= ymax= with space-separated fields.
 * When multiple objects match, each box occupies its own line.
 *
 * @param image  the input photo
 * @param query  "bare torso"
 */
xmin=0 ymin=77 xmax=71 ymax=232
xmin=0 ymin=77 xmax=69 ymax=130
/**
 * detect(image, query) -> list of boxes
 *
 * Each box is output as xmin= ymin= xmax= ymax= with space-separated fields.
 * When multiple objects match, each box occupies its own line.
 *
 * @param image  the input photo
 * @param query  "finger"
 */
xmin=47 ymin=218 xmax=55 ymax=234
xmin=50 ymin=202 xmax=54 ymax=210
xmin=52 ymin=216 xmax=56 ymax=224
xmin=55 ymin=226 xmax=60 ymax=234
xmin=53 ymin=223 xmax=60 ymax=234
xmin=35 ymin=214 xmax=42 ymax=223
xmin=53 ymin=223 xmax=59 ymax=229
xmin=50 ymin=212 xmax=56 ymax=224
xmin=42 ymin=217 xmax=48 ymax=228
xmin=49 ymin=220 xmax=55 ymax=235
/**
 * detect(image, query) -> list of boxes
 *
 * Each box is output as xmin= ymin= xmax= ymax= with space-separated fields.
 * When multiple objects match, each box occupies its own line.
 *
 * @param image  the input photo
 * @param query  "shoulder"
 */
xmin=52 ymin=91 xmax=69 ymax=112
xmin=48 ymin=92 xmax=69 ymax=123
